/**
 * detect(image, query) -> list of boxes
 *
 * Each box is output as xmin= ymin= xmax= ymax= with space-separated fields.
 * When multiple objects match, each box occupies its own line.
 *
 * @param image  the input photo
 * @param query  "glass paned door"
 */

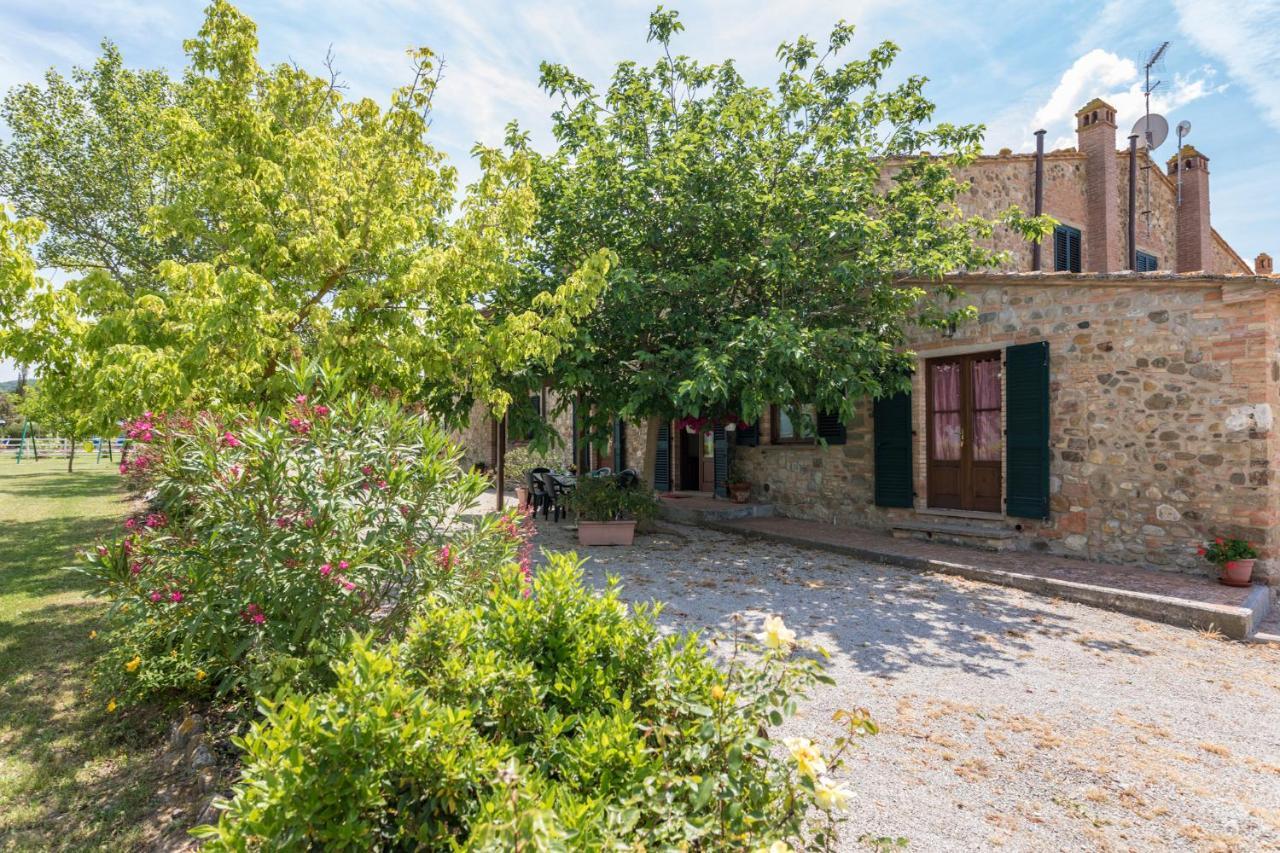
xmin=927 ymin=352 xmax=1003 ymax=512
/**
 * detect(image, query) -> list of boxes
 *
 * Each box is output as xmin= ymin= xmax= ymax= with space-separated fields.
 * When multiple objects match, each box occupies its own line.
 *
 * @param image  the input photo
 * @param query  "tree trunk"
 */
xmin=67 ymin=438 xmax=75 ymax=473
xmin=120 ymin=440 xmax=130 ymax=467
xmin=640 ymin=416 xmax=661 ymax=492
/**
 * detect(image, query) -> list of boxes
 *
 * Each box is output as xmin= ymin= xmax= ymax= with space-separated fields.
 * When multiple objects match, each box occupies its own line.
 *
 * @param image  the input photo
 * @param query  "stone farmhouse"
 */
xmin=461 ymin=96 xmax=1279 ymax=584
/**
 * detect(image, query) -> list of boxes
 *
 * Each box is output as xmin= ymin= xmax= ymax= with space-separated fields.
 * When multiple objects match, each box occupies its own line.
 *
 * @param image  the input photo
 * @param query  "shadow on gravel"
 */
xmin=531 ymin=520 xmax=1080 ymax=679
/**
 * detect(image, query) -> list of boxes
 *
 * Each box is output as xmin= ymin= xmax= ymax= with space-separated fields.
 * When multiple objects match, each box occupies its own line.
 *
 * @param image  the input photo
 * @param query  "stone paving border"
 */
xmin=699 ymin=517 xmax=1275 ymax=641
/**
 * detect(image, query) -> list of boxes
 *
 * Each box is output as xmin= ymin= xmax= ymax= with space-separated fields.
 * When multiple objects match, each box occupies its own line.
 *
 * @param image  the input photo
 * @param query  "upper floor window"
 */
xmin=1136 ymin=251 xmax=1158 ymax=272
xmin=1053 ymin=225 xmax=1082 ymax=273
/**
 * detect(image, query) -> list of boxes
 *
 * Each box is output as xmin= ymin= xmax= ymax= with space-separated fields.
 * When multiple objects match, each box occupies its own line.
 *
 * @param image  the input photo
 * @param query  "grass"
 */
xmin=0 ymin=456 xmax=172 ymax=851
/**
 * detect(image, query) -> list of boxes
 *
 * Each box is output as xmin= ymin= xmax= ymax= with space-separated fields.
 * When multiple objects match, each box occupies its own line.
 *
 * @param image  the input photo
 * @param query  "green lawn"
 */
xmin=0 ymin=456 xmax=171 ymax=850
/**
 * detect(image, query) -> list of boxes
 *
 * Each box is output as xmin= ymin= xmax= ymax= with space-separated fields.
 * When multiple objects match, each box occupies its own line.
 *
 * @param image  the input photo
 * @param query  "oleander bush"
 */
xmin=82 ymin=378 xmax=532 ymax=705
xmin=196 ymin=555 xmax=865 ymax=850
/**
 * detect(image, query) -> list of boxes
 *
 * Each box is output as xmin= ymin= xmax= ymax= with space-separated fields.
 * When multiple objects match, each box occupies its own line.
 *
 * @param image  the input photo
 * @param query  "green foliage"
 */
xmin=517 ymin=9 xmax=1052 ymax=434
xmin=1201 ymin=537 xmax=1258 ymax=566
xmin=196 ymin=556 xmax=863 ymax=850
xmin=80 ymin=372 xmax=528 ymax=703
xmin=503 ymin=442 xmax=565 ymax=488
xmin=566 ymin=475 xmax=659 ymax=523
xmin=0 ymin=1 xmax=613 ymax=434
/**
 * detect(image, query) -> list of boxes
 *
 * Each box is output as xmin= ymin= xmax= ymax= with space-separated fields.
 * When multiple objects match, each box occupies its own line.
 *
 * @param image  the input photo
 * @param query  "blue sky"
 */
xmin=1 ymin=0 xmax=1278 ymax=382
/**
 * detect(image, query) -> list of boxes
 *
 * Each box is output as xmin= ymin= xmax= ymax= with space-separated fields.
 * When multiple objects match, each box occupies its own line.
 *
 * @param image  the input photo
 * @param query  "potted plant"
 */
xmin=1200 ymin=537 xmax=1258 ymax=587
xmin=567 ymin=476 xmax=659 ymax=546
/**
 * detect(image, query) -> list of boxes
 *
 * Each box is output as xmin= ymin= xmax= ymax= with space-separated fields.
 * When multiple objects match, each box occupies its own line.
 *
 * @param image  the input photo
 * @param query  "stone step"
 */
xmin=889 ymin=519 xmax=1020 ymax=552
xmin=658 ymin=496 xmax=774 ymax=525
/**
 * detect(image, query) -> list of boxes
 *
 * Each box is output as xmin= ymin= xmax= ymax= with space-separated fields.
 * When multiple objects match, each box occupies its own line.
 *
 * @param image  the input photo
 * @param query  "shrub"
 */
xmin=82 ymin=384 xmax=531 ymax=704
xmin=566 ymin=474 xmax=659 ymax=523
xmin=195 ymin=555 xmax=868 ymax=850
xmin=503 ymin=442 xmax=564 ymax=490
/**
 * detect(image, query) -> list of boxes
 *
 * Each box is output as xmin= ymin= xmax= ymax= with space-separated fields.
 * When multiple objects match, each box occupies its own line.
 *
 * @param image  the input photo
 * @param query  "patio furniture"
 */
xmin=588 ymin=467 xmax=612 ymax=478
xmin=538 ymin=471 xmax=571 ymax=522
xmin=527 ymin=467 xmax=551 ymax=516
xmin=616 ymin=468 xmax=640 ymax=489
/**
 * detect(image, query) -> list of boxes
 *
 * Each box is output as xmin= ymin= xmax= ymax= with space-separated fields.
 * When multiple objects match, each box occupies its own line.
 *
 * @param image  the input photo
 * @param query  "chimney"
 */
xmin=1256 ymin=253 xmax=1273 ymax=276
xmin=1075 ymin=98 xmax=1121 ymax=272
xmin=1166 ymin=145 xmax=1213 ymax=273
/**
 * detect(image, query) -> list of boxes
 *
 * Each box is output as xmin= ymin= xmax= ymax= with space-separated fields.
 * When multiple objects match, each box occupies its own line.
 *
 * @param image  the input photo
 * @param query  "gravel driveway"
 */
xmin=530 ymin=517 xmax=1280 ymax=852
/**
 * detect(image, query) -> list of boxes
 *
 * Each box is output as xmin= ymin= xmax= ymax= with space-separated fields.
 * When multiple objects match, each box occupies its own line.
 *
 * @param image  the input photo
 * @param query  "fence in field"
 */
xmin=0 ymin=436 xmax=126 ymax=459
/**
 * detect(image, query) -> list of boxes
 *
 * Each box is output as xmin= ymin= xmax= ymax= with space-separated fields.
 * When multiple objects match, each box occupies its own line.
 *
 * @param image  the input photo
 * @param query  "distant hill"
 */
xmin=0 ymin=380 xmax=21 ymax=394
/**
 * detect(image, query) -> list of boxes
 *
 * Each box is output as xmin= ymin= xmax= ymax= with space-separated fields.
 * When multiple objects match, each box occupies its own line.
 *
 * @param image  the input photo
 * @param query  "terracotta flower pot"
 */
xmin=1220 ymin=559 xmax=1255 ymax=587
xmin=728 ymin=482 xmax=751 ymax=504
xmin=578 ymin=520 xmax=637 ymax=546
xmin=515 ymin=485 xmax=529 ymax=510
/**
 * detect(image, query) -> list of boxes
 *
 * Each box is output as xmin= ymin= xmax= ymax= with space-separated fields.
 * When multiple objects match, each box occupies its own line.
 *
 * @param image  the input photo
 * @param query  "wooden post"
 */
xmin=495 ymin=415 xmax=507 ymax=511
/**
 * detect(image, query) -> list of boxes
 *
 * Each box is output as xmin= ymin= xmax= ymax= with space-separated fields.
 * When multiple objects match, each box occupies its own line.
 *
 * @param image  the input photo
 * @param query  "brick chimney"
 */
xmin=1166 ymin=145 xmax=1213 ymax=273
xmin=1075 ymin=98 xmax=1121 ymax=272
xmin=1257 ymin=253 xmax=1274 ymax=276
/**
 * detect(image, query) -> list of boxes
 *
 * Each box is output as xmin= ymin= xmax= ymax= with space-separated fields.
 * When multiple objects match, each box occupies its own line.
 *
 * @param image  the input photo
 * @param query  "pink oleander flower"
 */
xmin=169 ymin=590 xmax=184 ymax=603
xmin=118 ymin=462 xmax=128 ymax=474
xmin=376 ymin=479 xmax=388 ymax=490
xmin=303 ymin=516 xmax=315 ymax=528
xmin=338 ymin=560 xmax=349 ymax=571
xmin=288 ymin=417 xmax=311 ymax=434
xmin=222 ymin=432 xmax=242 ymax=448
xmin=361 ymin=466 xmax=374 ymax=477
xmin=275 ymin=516 xmax=291 ymax=529
xmin=295 ymin=394 xmax=307 ymax=405
xmin=241 ymin=603 xmax=266 ymax=625
xmin=144 ymin=512 xmax=167 ymax=529
xmin=340 ymin=580 xmax=356 ymax=591
xmin=130 ymin=561 xmax=142 ymax=575
xmin=436 ymin=545 xmax=454 ymax=571
xmin=398 ymin=504 xmax=411 ymax=517
xmin=319 ymin=563 xmax=332 ymax=577
xmin=150 ymin=590 xmax=163 ymax=602
xmin=122 ymin=538 xmax=133 ymax=555
xmin=313 ymin=405 xmax=329 ymax=417
xmin=96 ymin=545 xmax=109 ymax=557
xmin=124 ymin=518 xmax=138 ymax=531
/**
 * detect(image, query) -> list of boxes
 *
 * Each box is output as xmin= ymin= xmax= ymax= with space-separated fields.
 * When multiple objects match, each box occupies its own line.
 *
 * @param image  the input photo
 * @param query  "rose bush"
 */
xmin=193 ymin=555 xmax=872 ymax=850
xmin=82 ymin=379 xmax=532 ymax=704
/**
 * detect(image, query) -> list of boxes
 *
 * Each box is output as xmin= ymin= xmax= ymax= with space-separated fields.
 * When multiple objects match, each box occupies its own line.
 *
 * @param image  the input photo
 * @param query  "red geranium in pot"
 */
xmin=1200 ymin=537 xmax=1258 ymax=587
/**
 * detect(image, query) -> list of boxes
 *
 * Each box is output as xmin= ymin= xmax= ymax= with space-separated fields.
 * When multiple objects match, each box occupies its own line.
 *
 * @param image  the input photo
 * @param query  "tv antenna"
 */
xmin=1137 ymin=41 xmax=1170 ymax=231
xmin=1175 ymin=120 xmax=1192 ymax=205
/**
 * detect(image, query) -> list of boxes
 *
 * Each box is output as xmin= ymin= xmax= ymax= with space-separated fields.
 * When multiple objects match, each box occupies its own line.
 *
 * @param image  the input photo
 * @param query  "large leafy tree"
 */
xmin=517 ymin=9 xmax=1047 ymax=445
xmin=0 ymin=1 xmax=612 ymax=431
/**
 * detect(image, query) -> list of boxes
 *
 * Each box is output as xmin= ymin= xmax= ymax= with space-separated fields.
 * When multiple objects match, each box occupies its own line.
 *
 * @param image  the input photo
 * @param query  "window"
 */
xmin=771 ymin=404 xmax=816 ymax=444
xmin=517 ymin=391 xmax=545 ymax=442
xmin=1136 ymin=251 xmax=1158 ymax=272
xmin=1053 ymin=225 xmax=1082 ymax=273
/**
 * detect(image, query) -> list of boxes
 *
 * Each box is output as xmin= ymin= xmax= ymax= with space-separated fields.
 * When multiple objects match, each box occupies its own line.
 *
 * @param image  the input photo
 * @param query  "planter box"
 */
xmin=578 ymin=520 xmax=637 ymax=546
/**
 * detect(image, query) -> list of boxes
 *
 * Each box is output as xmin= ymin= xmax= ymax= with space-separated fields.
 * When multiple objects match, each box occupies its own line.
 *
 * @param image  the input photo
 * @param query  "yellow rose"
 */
xmin=106 ymin=699 xmax=117 ymax=713
xmin=782 ymin=736 xmax=827 ymax=779
xmin=814 ymin=777 xmax=854 ymax=812
xmin=89 ymin=630 xmax=97 ymax=639
xmin=710 ymin=685 xmax=726 ymax=702
xmin=195 ymin=669 xmax=207 ymax=682
xmin=124 ymin=655 xmax=141 ymax=672
xmin=758 ymin=615 xmax=796 ymax=650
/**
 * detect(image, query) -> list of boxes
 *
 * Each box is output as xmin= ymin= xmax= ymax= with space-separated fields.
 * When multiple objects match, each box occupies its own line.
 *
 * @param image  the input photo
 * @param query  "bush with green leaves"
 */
xmin=195 ymin=555 xmax=871 ymax=850
xmin=81 ymin=383 xmax=530 ymax=705
xmin=566 ymin=474 xmax=659 ymax=523
xmin=503 ymin=441 xmax=565 ymax=490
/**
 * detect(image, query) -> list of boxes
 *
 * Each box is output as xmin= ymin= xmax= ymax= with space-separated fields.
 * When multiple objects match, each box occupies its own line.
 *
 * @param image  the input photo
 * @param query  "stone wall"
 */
xmin=733 ymin=275 xmax=1280 ymax=583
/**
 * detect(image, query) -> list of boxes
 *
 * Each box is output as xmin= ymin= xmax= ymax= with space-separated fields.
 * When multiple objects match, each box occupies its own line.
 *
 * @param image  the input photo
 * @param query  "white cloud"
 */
xmin=1173 ymin=0 xmax=1280 ymax=130
xmin=986 ymin=48 xmax=1225 ymax=152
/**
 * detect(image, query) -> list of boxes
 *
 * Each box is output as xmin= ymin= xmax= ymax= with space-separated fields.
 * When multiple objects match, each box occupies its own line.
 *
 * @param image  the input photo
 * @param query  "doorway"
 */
xmin=678 ymin=427 xmax=715 ymax=492
xmin=926 ymin=352 xmax=1002 ymax=512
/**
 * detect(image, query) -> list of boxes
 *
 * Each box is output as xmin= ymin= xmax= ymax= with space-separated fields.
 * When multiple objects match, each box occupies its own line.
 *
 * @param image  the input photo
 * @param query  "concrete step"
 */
xmin=658 ymin=495 xmax=774 ymax=525
xmin=890 ymin=519 xmax=1020 ymax=552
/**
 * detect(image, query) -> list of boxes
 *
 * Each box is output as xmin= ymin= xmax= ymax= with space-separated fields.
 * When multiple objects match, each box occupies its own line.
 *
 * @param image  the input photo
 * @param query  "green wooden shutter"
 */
xmin=654 ymin=422 xmax=671 ymax=492
xmin=1054 ymin=225 xmax=1081 ymax=273
xmin=713 ymin=426 xmax=728 ymax=498
xmin=612 ymin=418 xmax=626 ymax=470
xmin=873 ymin=392 xmax=913 ymax=507
xmin=1005 ymin=341 xmax=1051 ymax=519
xmin=816 ymin=410 xmax=847 ymax=444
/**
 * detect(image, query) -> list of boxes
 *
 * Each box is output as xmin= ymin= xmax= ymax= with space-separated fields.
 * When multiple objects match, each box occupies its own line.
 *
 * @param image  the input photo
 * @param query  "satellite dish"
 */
xmin=1131 ymin=113 xmax=1169 ymax=150
xmin=1176 ymin=119 xmax=1191 ymax=138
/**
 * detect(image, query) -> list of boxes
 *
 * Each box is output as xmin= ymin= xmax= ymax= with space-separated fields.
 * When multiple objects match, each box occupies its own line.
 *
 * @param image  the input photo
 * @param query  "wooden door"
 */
xmin=927 ymin=352 xmax=1002 ymax=512
xmin=699 ymin=429 xmax=715 ymax=492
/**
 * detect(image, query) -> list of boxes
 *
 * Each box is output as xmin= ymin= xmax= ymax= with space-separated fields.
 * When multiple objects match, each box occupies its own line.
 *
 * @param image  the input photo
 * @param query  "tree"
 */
xmin=0 ymin=1 xmax=613 ymax=429
xmin=516 ymin=9 xmax=1049 ymax=445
